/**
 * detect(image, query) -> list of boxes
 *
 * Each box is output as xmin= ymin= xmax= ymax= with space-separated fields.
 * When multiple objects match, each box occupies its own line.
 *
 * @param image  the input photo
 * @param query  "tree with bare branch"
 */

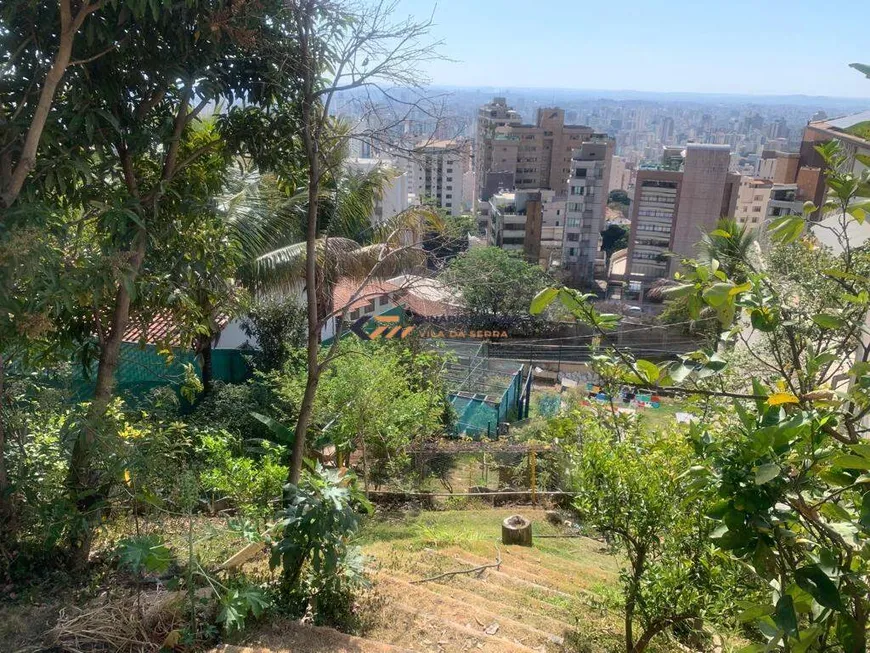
xmin=263 ymin=0 xmax=447 ymax=485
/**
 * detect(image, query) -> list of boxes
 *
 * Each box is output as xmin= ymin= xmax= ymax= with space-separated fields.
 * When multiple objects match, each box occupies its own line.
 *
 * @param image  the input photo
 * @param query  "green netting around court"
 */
xmin=442 ymin=341 xmax=523 ymax=439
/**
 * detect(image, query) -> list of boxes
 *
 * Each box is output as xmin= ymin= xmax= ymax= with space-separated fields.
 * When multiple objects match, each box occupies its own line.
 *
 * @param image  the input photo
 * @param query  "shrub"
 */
xmin=189 ymin=375 xmax=288 ymax=443
xmin=240 ymin=298 xmax=307 ymax=372
xmin=271 ymin=465 xmax=370 ymax=623
xmin=196 ymin=429 xmax=287 ymax=520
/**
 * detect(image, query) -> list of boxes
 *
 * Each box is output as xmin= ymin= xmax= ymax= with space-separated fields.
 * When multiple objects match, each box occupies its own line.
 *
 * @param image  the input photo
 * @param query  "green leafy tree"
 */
xmin=568 ymin=418 xmax=719 ymax=652
xmin=534 ymin=135 xmax=870 ymax=652
xmin=601 ymin=223 xmax=629 ymax=266
xmin=609 ymin=190 xmax=631 ymax=206
xmin=0 ymin=0 xmax=289 ymax=569
xmin=0 ymin=0 xmax=111 ymax=210
xmin=235 ymin=0 xmax=443 ymax=487
xmin=311 ymin=340 xmax=447 ymax=491
xmin=443 ymin=246 xmax=551 ymax=319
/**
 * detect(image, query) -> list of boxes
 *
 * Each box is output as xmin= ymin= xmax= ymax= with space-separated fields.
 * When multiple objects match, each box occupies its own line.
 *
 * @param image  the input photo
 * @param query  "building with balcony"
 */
xmin=486 ymin=189 xmax=566 ymax=269
xmin=473 ymin=100 xmax=612 ymax=202
xmin=405 ymin=139 xmax=471 ymax=217
xmin=767 ymin=184 xmax=804 ymax=219
xmin=563 ymin=138 xmax=614 ymax=283
xmin=735 ymin=177 xmax=772 ymax=230
xmin=474 ymin=98 xmax=523 ymax=205
xmin=621 ymin=144 xmax=739 ymax=292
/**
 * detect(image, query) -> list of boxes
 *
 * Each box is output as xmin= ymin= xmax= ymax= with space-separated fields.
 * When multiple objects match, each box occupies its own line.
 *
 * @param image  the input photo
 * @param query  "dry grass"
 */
xmin=45 ymin=588 xmax=216 ymax=653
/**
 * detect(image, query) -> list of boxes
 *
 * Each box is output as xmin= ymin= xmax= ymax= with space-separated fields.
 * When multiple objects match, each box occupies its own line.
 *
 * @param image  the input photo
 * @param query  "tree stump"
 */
xmin=502 ymin=514 xmax=532 ymax=546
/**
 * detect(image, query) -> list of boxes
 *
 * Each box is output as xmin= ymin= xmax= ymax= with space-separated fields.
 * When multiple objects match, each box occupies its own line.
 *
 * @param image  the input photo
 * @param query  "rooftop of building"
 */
xmin=809 ymin=110 xmax=870 ymax=145
xmin=685 ymin=143 xmax=732 ymax=151
xmin=416 ymin=139 xmax=464 ymax=151
xmin=741 ymin=177 xmax=774 ymax=187
xmin=761 ymin=149 xmax=799 ymax=159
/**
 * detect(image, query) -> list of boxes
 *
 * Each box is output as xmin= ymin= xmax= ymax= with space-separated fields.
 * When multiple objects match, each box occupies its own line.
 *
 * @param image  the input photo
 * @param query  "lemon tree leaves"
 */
xmin=812 ymin=313 xmax=847 ymax=330
xmin=529 ymin=287 xmax=621 ymax=330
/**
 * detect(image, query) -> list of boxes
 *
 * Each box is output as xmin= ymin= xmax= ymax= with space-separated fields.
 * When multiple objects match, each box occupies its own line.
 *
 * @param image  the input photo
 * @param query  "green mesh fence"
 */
xmin=71 ymin=344 xmax=249 ymax=403
xmin=448 ymin=359 xmax=523 ymax=439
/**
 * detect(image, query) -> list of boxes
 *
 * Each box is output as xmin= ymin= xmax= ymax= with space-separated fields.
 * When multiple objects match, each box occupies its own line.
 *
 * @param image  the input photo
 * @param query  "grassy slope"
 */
xmin=357 ymin=508 xmax=634 ymax=652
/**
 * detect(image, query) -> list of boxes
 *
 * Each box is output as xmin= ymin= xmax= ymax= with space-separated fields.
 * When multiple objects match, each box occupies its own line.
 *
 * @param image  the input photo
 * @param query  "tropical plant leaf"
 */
xmin=754 ymin=463 xmax=781 ymax=485
xmin=530 ymin=287 xmax=559 ymax=315
xmin=812 ymin=313 xmax=847 ymax=330
xmin=795 ymin=565 xmax=843 ymax=611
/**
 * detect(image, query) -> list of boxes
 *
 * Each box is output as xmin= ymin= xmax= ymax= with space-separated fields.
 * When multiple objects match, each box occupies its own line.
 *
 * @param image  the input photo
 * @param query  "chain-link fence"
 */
xmin=354 ymin=443 xmax=577 ymax=509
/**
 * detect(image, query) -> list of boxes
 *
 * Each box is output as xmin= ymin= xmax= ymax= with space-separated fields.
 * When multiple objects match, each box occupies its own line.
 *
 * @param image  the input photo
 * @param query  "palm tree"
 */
xmin=246 ymin=167 xmax=438 ymax=332
xmin=697 ymin=217 xmax=756 ymax=281
xmin=183 ymin=164 xmax=432 ymax=391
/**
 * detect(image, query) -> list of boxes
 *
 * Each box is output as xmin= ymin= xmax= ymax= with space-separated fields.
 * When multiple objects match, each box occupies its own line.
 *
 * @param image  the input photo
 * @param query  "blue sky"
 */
xmin=398 ymin=0 xmax=870 ymax=98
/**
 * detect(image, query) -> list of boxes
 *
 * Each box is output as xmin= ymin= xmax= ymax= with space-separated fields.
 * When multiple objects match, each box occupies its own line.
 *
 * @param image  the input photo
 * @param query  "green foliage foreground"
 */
xmin=531 ymin=139 xmax=870 ymax=652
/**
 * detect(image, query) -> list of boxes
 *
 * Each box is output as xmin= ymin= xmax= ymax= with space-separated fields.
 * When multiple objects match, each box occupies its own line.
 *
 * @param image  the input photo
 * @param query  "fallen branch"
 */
xmin=410 ymin=546 xmax=501 ymax=584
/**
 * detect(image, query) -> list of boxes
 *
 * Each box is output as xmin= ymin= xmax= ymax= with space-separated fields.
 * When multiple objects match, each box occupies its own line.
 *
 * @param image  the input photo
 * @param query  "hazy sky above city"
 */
xmin=399 ymin=0 xmax=870 ymax=98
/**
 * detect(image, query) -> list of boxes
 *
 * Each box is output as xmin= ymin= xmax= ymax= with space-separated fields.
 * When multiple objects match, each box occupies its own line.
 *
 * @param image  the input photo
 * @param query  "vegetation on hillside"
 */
xmin=3 ymin=0 xmax=870 ymax=648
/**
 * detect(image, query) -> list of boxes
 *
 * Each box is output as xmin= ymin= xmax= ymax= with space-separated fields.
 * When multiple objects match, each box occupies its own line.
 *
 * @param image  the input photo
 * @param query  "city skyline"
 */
xmin=400 ymin=0 xmax=870 ymax=98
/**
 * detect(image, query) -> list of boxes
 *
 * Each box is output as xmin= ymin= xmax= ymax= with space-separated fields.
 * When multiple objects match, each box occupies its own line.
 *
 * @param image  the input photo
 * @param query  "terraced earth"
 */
xmin=226 ymin=508 xmax=637 ymax=652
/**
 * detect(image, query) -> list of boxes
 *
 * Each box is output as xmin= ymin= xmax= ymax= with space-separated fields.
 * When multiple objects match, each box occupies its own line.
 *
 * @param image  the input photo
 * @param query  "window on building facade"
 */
xmin=567 ymin=233 xmax=579 ymax=241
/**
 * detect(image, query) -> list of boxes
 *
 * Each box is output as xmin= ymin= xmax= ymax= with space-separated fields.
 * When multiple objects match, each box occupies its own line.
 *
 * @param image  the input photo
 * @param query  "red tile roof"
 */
xmin=332 ymin=278 xmax=459 ymax=318
xmin=332 ymin=279 xmax=399 ymax=312
xmin=122 ymin=313 xmax=230 ymax=348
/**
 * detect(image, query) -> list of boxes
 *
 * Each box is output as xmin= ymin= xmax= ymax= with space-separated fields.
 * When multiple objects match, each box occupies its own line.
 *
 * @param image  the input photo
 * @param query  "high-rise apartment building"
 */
xmin=473 ymin=98 xmax=614 ymax=284
xmin=734 ymin=177 xmax=772 ymax=230
xmin=401 ymin=139 xmax=471 ymax=217
xmin=564 ymin=139 xmax=614 ymax=282
xmin=487 ymin=189 xmax=566 ymax=268
xmin=621 ymin=144 xmax=739 ymax=288
xmin=474 ymin=100 xmax=610 ymax=201
xmin=474 ymin=98 xmax=522 ymax=205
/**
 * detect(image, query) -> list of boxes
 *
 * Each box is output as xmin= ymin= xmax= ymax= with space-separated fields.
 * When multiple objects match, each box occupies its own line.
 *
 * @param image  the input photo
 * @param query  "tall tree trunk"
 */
xmin=199 ymin=335 xmax=214 ymax=394
xmin=0 ymin=353 xmax=15 ymax=540
xmin=66 ymin=233 xmax=145 ymax=570
xmin=289 ymin=163 xmax=320 ymax=485
xmin=0 ymin=0 xmax=98 ymax=211
xmin=288 ymin=6 xmax=320 ymax=487
xmin=624 ymin=547 xmax=646 ymax=653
